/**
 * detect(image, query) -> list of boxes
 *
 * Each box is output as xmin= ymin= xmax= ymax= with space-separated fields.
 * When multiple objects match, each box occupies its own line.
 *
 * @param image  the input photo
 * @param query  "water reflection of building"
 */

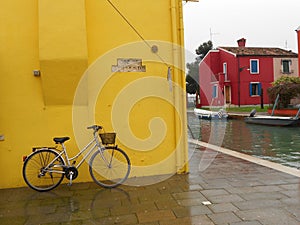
xmin=199 ymin=120 xmax=277 ymax=158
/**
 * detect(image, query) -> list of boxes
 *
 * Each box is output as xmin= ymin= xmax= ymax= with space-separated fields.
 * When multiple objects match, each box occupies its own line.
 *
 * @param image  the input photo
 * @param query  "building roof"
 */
xmin=218 ymin=47 xmax=298 ymax=57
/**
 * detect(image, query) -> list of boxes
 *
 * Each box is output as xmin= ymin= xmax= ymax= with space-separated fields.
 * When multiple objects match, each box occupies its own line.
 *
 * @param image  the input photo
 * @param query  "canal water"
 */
xmin=187 ymin=112 xmax=300 ymax=169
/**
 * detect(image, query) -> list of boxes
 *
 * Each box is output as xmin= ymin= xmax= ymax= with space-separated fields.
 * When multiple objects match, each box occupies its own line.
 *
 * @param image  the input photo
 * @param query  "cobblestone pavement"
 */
xmin=0 ymin=145 xmax=299 ymax=225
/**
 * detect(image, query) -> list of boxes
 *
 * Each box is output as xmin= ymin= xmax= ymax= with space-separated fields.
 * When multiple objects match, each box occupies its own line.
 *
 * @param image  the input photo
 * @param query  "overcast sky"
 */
xmin=183 ymin=0 xmax=300 ymax=62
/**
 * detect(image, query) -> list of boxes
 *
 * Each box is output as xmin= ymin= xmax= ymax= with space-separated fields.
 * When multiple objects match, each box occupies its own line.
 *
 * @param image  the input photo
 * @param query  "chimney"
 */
xmin=237 ymin=38 xmax=246 ymax=47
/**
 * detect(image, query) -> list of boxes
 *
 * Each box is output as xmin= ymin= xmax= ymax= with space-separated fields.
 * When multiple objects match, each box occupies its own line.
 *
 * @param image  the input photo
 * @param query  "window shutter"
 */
xmin=258 ymin=83 xmax=262 ymax=96
xmin=250 ymin=60 xmax=259 ymax=74
xmin=249 ymin=83 xmax=252 ymax=96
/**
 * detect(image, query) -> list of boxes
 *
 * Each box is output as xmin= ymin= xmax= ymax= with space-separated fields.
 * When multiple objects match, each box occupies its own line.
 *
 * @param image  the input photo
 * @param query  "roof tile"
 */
xmin=219 ymin=47 xmax=298 ymax=57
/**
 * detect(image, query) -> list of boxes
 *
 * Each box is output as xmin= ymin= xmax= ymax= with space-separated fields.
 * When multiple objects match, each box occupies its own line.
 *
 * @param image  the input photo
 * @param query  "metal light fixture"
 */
xmin=33 ymin=70 xmax=40 ymax=76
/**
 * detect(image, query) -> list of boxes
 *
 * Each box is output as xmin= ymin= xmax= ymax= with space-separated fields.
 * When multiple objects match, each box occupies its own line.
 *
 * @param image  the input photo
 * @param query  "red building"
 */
xmin=199 ymin=38 xmax=299 ymax=107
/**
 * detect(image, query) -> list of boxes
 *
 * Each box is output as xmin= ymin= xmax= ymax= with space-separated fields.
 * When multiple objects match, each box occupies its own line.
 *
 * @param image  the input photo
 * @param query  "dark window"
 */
xmin=282 ymin=60 xmax=291 ymax=74
xmin=249 ymin=83 xmax=261 ymax=96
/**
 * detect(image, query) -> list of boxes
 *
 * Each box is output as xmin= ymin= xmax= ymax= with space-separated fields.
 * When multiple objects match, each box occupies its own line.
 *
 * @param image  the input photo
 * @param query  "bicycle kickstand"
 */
xmin=68 ymin=171 xmax=74 ymax=186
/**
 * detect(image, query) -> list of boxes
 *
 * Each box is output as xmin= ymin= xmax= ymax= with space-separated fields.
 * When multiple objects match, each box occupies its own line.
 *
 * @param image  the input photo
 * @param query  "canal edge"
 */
xmin=189 ymin=138 xmax=300 ymax=178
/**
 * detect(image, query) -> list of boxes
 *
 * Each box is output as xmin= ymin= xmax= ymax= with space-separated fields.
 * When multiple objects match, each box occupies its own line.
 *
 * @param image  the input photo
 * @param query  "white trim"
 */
xmin=250 ymin=82 xmax=261 ymax=96
xmin=250 ymin=59 xmax=259 ymax=74
xmin=281 ymin=59 xmax=292 ymax=74
xmin=223 ymin=62 xmax=227 ymax=80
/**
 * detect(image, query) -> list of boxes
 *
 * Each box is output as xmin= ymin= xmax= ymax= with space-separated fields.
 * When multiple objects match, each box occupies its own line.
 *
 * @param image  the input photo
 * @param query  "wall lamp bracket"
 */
xmin=239 ymin=66 xmax=250 ymax=72
xmin=33 ymin=70 xmax=41 ymax=76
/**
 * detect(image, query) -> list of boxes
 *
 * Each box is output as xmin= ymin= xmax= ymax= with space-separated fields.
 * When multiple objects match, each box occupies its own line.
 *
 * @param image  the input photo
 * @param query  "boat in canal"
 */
xmin=245 ymin=108 xmax=300 ymax=126
xmin=245 ymin=94 xmax=300 ymax=126
xmin=194 ymin=108 xmax=228 ymax=120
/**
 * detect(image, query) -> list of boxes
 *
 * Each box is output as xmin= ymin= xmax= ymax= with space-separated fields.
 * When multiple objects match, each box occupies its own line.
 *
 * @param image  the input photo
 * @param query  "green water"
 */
xmin=188 ymin=112 xmax=300 ymax=169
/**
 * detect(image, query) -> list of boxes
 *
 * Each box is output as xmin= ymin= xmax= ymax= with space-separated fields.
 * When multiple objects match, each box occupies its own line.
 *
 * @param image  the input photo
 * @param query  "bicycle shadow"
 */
xmin=90 ymin=187 xmax=132 ymax=222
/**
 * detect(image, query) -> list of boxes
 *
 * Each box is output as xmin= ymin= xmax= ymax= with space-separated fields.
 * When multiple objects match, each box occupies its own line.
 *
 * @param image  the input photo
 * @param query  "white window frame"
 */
xmin=223 ymin=62 xmax=227 ymax=80
xmin=281 ymin=59 xmax=292 ymax=74
xmin=249 ymin=82 xmax=261 ymax=96
xmin=250 ymin=59 xmax=259 ymax=74
xmin=212 ymin=84 xmax=218 ymax=98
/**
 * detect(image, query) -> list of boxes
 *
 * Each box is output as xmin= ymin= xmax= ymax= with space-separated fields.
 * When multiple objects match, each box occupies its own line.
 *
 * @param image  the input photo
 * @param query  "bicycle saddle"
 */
xmin=53 ymin=137 xmax=70 ymax=144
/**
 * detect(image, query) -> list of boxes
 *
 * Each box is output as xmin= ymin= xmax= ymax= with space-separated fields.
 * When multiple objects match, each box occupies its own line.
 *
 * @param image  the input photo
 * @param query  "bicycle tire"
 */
xmin=89 ymin=147 xmax=131 ymax=188
xmin=23 ymin=149 xmax=65 ymax=192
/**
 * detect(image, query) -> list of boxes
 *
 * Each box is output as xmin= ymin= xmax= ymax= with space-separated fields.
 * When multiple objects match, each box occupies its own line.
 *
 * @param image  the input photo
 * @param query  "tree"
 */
xmin=195 ymin=40 xmax=213 ymax=60
xmin=267 ymin=76 xmax=300 ymax=108
xmin=186 ymin=40 xmax=213 ymax=107
xmin=186 ymin=61 xmax=200 ymax=94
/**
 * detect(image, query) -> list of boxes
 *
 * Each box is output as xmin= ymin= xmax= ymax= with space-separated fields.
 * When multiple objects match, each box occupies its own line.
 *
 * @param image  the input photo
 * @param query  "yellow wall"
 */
xmin=0 ymin=0 xmax=188 ymax=189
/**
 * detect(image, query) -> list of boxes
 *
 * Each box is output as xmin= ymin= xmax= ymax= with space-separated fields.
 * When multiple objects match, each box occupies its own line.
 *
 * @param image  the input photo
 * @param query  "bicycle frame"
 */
xmin=44 ymin=130 xmax=106 ymax=173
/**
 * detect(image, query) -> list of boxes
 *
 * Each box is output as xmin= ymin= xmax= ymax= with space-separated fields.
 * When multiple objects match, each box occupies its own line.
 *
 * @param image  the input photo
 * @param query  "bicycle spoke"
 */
xmin=23 ymin=149 xmax=65 ymax=192
xmin=89 ymin=147 xmax=130 ymax=188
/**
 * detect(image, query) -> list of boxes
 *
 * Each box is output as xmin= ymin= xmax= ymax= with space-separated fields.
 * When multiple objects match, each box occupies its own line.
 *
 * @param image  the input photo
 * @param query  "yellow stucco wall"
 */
xmin=0 ymin=0 xmax=188 ymax=189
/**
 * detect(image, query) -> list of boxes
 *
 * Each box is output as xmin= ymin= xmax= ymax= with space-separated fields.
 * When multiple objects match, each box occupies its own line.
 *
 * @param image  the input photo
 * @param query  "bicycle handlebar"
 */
xmin=87 ymin=125 xmax=103 ymax=131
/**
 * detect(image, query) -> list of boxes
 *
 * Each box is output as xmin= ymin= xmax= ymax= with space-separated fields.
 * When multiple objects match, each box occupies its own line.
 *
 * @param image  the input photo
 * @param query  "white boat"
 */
xmin=245 ymin=109 xmax=300 ymax=126
xmin=194 ymin=108 xmax=228 ymax=120
xmin=245 ymin=94 xmax=300 ymax=126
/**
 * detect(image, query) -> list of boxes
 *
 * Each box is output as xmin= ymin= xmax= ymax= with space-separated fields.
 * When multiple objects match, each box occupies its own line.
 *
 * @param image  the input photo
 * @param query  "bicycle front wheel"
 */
xmin=23 ymin=149 xmax=65 ymax=192
xmin=89 ymin=147 xmax=131 ymax=188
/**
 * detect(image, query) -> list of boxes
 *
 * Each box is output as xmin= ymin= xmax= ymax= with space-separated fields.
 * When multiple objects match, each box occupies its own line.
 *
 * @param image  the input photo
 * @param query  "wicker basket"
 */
xmin=99 ymin=133 xmax=116 ymax=145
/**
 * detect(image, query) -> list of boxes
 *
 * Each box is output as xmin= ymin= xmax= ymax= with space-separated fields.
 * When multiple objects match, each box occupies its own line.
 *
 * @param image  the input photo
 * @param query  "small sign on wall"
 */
xmin=112 ymin=58 xmax=146 ymax=72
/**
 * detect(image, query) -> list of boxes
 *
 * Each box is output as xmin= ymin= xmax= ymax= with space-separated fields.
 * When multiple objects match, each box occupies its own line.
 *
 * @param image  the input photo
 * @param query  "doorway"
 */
xmin=225 ymin=86 xmax=231 ymax=104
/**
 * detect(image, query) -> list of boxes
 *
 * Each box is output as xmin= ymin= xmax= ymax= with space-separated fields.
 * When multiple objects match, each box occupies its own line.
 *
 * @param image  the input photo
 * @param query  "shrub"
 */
xmin=268 ymin=76 xmax=300 ymax=108
xmin=271 ymin=76 xmax=300 ymax=86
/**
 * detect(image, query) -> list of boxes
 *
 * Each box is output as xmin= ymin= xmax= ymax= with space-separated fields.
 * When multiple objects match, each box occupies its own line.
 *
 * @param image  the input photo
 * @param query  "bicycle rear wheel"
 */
xmin=89 ymin=147 xmax=131 ymax=188
xmin=23 ymin=149 xmax=65 ymax=192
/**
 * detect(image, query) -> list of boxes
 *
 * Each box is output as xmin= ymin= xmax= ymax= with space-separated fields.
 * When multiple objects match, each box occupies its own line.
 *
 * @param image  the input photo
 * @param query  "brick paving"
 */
xmin=0 ymin=145 xmax=299 ymax=225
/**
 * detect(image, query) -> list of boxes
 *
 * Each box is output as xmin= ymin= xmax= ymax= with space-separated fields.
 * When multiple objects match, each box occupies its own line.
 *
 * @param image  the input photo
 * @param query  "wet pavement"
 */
xmin=0 ymin=144 xmax=299 ymax=225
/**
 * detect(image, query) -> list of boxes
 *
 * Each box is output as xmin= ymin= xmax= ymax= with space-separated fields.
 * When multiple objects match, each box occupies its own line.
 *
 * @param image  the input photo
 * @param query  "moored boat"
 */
xmin=244 ymin=108 xmax=300 ymax=126
xmin=245 ymin=115 xmax=300 ymax=126
xmin=194 ymin=108 xmax=228 ymax=120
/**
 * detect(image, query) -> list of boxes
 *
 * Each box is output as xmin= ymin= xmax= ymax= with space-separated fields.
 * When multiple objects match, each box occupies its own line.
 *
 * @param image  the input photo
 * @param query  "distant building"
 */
xmin=296 ymin=26 xmax=300 ymax=74
xmin=199 ymin=38 xmax=299 ymax=107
